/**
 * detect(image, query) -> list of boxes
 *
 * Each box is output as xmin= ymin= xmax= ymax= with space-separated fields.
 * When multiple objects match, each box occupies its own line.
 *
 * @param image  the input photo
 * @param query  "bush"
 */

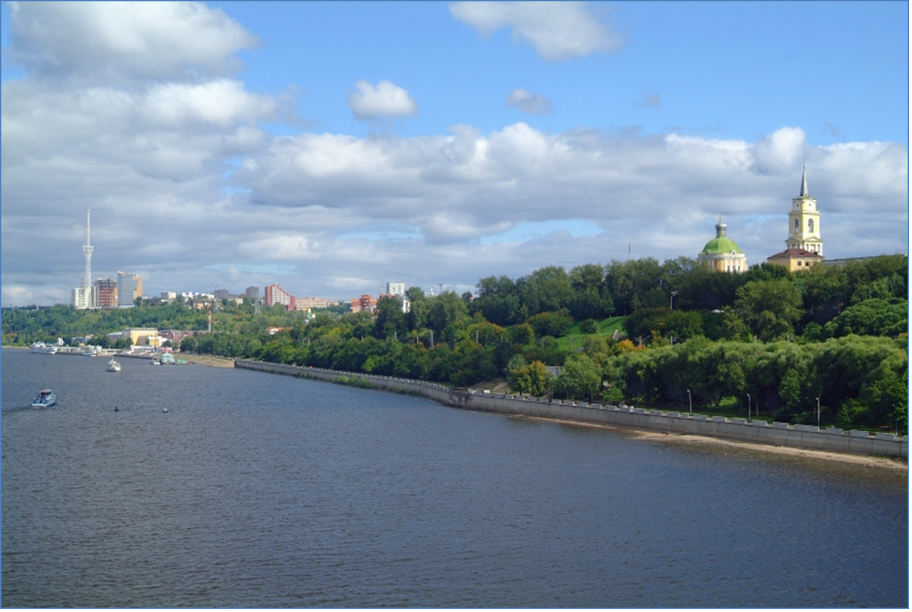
xmin=579 ymin=319 xmax=599 ymax=334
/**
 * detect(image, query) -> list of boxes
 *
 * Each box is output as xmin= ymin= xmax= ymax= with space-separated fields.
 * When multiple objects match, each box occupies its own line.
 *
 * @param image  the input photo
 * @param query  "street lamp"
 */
xmin=670 ymin=291 xmax=678 ymax=310
xmin=686 ymin=389 xmax=692 ymax=413
xmin=746 ymin=393 xmax=751 ymax=421
xmin=816 ymin=397 xmax=821 ymax=430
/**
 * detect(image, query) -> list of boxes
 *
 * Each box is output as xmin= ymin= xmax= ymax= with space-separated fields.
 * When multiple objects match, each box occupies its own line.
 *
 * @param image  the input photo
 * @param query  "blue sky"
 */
xmin=1 ymin=1 xmax=908 ymax=306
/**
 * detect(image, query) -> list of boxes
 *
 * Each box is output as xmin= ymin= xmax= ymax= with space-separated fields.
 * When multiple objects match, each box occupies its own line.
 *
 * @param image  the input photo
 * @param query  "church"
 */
xmin=765 ymin=165 xmax=824 ymax=270
xmin=696 ymin=166 xmax=826 ymax=273
xmin=697 ymin=218 xmax=748 ymax=272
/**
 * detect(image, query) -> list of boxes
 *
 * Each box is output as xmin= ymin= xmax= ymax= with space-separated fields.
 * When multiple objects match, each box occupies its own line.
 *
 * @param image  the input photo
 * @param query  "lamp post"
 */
xmin=816 ymin=397 xmax=821 ymax=430
xmin=686 ymin=389 xmax=692 ymax=413
xmin=670 ymin=291 xmax=678 ymax=310
xmin=746 ymin=393 xmax=751 ymax=421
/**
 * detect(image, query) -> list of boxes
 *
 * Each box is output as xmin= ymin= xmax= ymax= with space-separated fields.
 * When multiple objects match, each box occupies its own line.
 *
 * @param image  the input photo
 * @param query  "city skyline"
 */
xmin=1 ymin=1 xmax=908 ymax=307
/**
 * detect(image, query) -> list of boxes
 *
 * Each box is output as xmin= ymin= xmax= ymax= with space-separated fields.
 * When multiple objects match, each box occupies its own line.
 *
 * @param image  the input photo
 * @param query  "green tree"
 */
xmin=520 ymin=266 xmax=574 ymax=316
xmin=508 ymin=322 xmax=535 ymax=346
xmin=511 ymin=360 xmax=552 ymax=397
xmin=553 ymin=353 xmax=601 ymax=401
xmin=527 ymin=311 xmax=573 ymax=338
xmin=726 ymin=279 xmax=802 ymax=341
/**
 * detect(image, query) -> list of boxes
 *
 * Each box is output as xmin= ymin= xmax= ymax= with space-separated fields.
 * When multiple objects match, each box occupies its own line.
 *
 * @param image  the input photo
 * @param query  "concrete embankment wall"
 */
xmin=234 ymin=359 xmax=908 ymax=459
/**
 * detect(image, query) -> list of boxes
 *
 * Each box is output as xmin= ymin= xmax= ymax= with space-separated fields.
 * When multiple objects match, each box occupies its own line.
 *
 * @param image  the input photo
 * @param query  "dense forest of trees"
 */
xmin=3 ymin=254 xmax=907 ymax=432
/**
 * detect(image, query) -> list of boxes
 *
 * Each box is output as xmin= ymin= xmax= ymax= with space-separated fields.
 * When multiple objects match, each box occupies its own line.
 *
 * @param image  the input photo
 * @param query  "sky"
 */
xmin=1 ymin=1 xmax=908 ymax=307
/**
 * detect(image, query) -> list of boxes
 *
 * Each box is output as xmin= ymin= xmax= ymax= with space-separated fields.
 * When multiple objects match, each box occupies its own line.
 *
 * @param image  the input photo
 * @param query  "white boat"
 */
xmin=30 ymin=342 xmax=58 ymax=354
xmin=81 ymin=346 xmax=99 ymax=357
xmin=106 ymin=359 xmax=122 ymax=373
xmin=31 ymin=389 xmax=57 ymax=408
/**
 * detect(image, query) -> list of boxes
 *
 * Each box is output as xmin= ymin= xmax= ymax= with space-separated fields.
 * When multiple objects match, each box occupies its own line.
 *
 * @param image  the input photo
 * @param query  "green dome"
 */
xmin=701 ymin=236 xmax=743 ymax=255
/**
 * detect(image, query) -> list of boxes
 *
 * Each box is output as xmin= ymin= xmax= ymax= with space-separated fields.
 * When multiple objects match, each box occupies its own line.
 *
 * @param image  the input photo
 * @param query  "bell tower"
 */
xmin=785 ymin=165 xmax=823 ymax=256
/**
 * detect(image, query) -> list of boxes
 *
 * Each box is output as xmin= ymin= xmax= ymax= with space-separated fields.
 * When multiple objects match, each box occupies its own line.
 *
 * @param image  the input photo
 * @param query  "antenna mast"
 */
xmin=81 ymin=209 xmax=94 ymax=309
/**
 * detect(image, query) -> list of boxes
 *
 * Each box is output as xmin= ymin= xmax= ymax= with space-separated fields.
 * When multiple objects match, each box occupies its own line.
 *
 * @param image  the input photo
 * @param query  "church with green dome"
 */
xmin=697 ymin=218 xmax=747 ymax=273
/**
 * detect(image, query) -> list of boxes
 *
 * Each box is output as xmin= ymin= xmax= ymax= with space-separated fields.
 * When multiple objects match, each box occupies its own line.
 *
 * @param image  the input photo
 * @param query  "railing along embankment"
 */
xmin=234 ymin=359 xmax=907 ymax=459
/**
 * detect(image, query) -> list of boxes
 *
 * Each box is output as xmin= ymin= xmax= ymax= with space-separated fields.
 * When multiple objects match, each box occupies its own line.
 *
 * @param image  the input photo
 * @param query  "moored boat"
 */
xmin=30 ymin=342 xmax=58 ymax=354
xmin=31 ymin=389 xmax=57 ymax=408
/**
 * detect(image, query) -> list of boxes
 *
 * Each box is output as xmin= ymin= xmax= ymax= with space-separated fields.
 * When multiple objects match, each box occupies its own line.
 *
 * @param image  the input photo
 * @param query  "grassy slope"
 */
xmin=556 ymin=316 xmax=627 ymax=351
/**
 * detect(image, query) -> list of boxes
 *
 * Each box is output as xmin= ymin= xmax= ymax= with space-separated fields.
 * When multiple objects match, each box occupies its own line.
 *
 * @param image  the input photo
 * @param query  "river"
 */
xmin=1 ymin=348 xmax=907 ymax=607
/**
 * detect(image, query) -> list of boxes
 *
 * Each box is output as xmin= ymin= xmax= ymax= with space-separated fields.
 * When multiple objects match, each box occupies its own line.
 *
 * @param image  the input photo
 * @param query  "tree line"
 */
xmin=2 ymin=255 xmax=907 ymax=432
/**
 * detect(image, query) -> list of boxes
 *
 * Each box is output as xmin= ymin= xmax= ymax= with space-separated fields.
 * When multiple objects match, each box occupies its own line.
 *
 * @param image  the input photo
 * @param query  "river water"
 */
xmin=1 ymin=348 xmax=907 ymax=608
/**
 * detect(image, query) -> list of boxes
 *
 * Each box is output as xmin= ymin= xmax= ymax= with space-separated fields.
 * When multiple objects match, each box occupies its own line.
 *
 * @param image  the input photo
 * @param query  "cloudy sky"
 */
xmin=1 ymin=1 xmax=908 ymax=307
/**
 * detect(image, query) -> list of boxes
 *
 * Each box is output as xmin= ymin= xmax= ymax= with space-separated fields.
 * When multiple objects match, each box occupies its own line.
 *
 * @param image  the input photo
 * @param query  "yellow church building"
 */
xmin=766 ymin=166 xmax=825 ymax=271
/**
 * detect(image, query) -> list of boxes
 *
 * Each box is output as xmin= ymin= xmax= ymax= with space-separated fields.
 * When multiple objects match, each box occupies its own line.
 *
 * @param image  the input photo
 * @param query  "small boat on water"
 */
xmin=106 ymin=359 xmax=122 ymax=373
xmin=31 ymin=389 xmax=57 ymax=408
xmin=30 ymin=342 xmax=58 ymax=354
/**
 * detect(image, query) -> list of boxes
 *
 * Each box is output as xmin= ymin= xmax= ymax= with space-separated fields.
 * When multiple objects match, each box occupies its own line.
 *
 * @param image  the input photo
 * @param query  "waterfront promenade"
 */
xmin=234 ymin=359 xmax=908 ymax=461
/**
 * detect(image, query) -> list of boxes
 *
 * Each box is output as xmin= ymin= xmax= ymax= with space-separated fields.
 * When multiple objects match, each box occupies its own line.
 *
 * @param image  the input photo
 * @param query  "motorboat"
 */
xmin=31 ymin=389 xmax=57 ymax=408
xmin=106 ymin=359 xmax=122 ymax=373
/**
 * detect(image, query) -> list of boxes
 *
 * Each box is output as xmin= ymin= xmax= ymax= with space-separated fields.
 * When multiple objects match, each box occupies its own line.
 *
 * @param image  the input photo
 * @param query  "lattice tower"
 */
xmin=82 ymin=209 xmax=94 ymax=309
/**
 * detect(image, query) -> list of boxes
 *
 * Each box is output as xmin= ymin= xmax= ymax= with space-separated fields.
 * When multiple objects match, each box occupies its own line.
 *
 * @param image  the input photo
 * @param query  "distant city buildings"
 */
xmin=117 ymin=272 xmax=142 ymax=308
xmin=245 ymin=286 xmax=259 ymax=299
xmin=386 ymin=282 xmax=406 ymax=296
xmin=265 ymin=283 xmax=296 ymax=310
xmin=94 ymin=278 xmax=118 ymax=308
xmin=296 ymin=297 xmax=331 ymax=309
xmin=351 ymin=294 xmax=378 ymax=312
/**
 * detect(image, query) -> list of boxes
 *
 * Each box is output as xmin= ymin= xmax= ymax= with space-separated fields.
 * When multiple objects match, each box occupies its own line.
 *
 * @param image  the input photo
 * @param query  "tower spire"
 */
xmin=799 ymin=164 xmax=808 ymax=197
xmin=82 ymin=209 xmax=94 ymax=309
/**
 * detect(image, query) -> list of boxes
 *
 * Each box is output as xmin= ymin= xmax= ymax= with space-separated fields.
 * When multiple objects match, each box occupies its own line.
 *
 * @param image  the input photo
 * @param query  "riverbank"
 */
xmin=234 ymin=359 xmax=908 ymax=462
xmin=178 ymin=354 xmax=235 ymax=368
xmin=510 ymin=414 xmax=908 ymax=473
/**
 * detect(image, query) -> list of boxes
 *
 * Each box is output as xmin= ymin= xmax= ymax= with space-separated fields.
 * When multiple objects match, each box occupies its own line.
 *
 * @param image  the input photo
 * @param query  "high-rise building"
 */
xmin=94 ymin=278 xmax=118 ymax=308
xmin=767 ymin=166 xmax=825 ymax=271
xmin=117 ymin=272 xmax=142 ymax=308
xmin=245 ymin=286 xmax=259 ymax=299
xmin=386 ymin=282 xmax=406 ymax=296
xmin=265 ymin=284 xmax=296 ymax=309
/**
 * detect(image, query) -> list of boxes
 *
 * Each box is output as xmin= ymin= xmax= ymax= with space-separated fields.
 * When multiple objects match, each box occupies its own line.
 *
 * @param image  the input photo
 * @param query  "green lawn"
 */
xmin=557 ymin=315 xmax=627 ymax=351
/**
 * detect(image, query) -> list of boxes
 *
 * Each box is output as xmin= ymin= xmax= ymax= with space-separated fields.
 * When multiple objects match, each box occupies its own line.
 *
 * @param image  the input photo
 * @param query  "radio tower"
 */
xmin=81 ymin=209 xmax=94 ymax=309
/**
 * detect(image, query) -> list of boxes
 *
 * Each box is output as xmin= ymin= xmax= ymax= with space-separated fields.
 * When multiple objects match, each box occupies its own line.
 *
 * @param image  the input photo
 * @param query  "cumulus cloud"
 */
xmin=506 ymin=88 xmax=553 ymax=114
xmin=751 ymin=126 xmax=807 ymax=175
xmin=450 ymin=1 xmax=625 ymax=61
xmin=0 ymin=4 xmax=907 ymax=307
xmin=347 ymin=79 xmax=419 ymax=120
xmin=6 ymin=1 xmax=258 ymax=82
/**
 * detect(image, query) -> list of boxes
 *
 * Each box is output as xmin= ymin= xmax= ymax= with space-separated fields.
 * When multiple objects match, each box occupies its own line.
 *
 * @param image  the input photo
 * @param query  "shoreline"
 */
xmin=511 ymin=414 xmax=908 ymax=473
xmin=6 ymin=347 xmax=907 ymax=471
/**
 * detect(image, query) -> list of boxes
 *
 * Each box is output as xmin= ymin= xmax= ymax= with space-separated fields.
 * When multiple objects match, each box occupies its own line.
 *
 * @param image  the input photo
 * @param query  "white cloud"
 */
xmin=0 ymin=6 xmax=906 ymax=306
xmin=752 ymin=126 xmax=807 ymax=175
xmin=347 ymin=79 xmax=419 ymax=120
xmin=141 ymin=80 xmax=279 ymax=128
xmin=6 ymin=1 xmax=258 ymax=82
xmin=450 ymin=1 xmax=625 ymax=61
xmin=506 ymin=88 xmax=553 ymax=114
